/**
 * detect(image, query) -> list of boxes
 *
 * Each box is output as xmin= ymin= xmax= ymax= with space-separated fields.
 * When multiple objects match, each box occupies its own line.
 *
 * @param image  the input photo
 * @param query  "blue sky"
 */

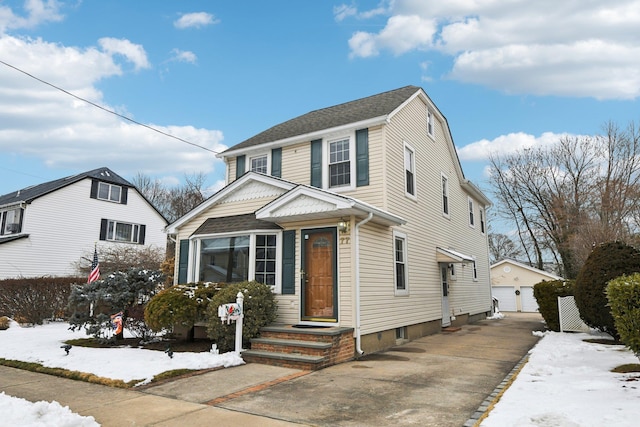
xmin=1 ymin=0 xmax=639 ymax=205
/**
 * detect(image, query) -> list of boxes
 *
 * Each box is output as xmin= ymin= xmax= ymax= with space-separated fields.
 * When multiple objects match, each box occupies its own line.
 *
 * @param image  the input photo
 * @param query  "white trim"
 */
xmin=427 ymin=109 xmax=435 ymax=139
xmin=491 ymin=259 xmax=564 ymax=281
xmin=468 ymin=196 xmax=475 ymax=228
xmin=441 ymin=172 xmax=450 ymax=218
xmin=404 ymin=141 xmax=417 ymax=200
xmin=248 ymin=153 xmax=270 ymax=174
xmin=479 ymin=207 xmax=486 ymax=234
xmin=325 ymin=132 xmax=356 ymax=192
xmin=393 ymin=230 xmax=409 ymax=296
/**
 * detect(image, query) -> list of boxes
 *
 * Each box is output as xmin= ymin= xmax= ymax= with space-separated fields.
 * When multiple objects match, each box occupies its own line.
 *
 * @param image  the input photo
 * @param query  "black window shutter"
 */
xmin=236 ymin=155 xmax=246 ymax=179
xmin=178 ymin=239 xmax=189 ymax=284
xmin=310 ymin=139 xmax=322 ymax=188
xmin=282 ymin=230 xmax=296 ymax=294
xmin=271 ymin=148 xmax=282 ymax=178
xmin=138 ymin=224 xmax=146 ymax=244
xmin=90 ymin=180 xmax=98 ymax=199
xmin=121 ymin=187 xmax=128 ymax=205
xmin=99 ymin=219 xmax=108 ymax=240
xmin=356 ymin=128 xmax=369 ymax=187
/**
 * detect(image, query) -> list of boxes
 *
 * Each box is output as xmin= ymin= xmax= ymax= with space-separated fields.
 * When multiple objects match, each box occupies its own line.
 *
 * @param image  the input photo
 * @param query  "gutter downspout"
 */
xmin=355 ymin=212 xmax=373 ymax=355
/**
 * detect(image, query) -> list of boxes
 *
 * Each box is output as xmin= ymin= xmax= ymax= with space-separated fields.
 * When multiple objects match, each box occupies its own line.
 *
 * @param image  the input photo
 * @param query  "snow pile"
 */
xmin=0 ymin=392 xmax=99 ymax=427
xmin=480 ymin=331 xmax=640 ymax=426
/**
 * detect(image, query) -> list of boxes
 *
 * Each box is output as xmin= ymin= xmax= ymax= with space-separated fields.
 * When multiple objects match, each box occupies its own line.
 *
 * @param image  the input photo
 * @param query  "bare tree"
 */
xmin=488 ymin=233 xmax=523 ymax=265
xmin=489 ymin=121 xmax=640 ymax=278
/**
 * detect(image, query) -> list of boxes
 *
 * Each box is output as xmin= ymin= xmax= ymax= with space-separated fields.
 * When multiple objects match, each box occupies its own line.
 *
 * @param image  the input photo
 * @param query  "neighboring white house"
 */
xmin=167 ymin=86 xmax=492 ymax=355
xmin=0 ymin=167 xmax=168 ymax=280
xmin=491 ymin=259 xmax=563 ymax=312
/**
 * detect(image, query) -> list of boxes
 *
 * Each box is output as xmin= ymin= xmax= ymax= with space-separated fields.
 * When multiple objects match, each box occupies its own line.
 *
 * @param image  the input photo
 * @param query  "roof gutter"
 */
xmin=354 ymin=212 xmax=373 ymax=355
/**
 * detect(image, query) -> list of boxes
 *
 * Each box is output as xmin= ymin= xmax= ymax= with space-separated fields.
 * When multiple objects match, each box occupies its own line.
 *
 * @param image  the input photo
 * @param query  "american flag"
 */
xmin=88 ymin=247 xmax=100 ymax=284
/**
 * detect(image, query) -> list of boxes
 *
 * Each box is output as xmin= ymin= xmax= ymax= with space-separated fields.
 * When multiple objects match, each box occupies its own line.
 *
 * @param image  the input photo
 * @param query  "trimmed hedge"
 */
xmin=533 ymin=279 xmax=575 ymax=332
xmin=575 ymin=241 xmax=640 ymax=340
xmin=0 ymin=277 xmax=83 ymax=324
xmin=607 ymin=274 xmax=640 ymax=358
xmin=206 ymin=281 xmax=278 ymax=353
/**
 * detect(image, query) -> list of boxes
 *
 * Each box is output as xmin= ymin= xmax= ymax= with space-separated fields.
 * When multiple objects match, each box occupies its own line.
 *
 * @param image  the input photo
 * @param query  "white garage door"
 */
xmin=492 ymin=286 xmax=517 ymax=312
xmin=520 ymin=286 xmax=539 ymax=312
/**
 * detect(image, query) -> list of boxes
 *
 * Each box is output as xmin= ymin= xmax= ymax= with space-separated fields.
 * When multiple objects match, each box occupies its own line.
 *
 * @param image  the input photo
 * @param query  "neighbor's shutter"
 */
xmin=271 ymin=147 xmax=282 ymax=178
xmin=178 ymin=239 xmax=189 ymax=284
xmin=282 ymin=230 xmax=296 ymax=294
xmin=99 ymin=219 xmax=108 ymax=241
xmin=356 ymin=128 xmax=369 ymax=187
xmin=138 ymin=224 xmax=146 ymax=244
xmin=90 ymin=180 xmax=98 ymax=199
xmin=236 ymin=155 xmax=246 ymax=179
xmin=120 ymin=187 xmax=128 ymax=205
xmin=310 ymin=139 xmax=322 ymax=188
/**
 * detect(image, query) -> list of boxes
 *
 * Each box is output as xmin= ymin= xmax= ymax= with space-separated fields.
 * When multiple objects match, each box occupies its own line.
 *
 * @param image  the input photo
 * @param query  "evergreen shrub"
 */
xmin=206 ymin=281 xmax=278 ymax=353
xmin=533 ymin=279 xmax=575 ymax=331
xmin=144 ymin=282 xmax=221 ymax=333
xmin=574 ymin=241 xmax=640 ymax=340
xmin=607 ymin=274 xmax=640 ymax=358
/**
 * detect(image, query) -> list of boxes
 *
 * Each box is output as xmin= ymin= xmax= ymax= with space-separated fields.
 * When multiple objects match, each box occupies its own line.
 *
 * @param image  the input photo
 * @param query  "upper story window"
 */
xmin=468 ymin=197 xmax=475 ymax=227
xmin=480 ymin=208 xmax=486 ymax=234
xmin=250 ymin=155 xmax=268 ymax=174
xmin=100 ymin=219 xmax=145 ymax=244
xmin=427 ymin=110 xmax=435 ymax=138
xmin=473 ymin=260 xmax=478 ymax=281
xmin=441 ymin=173 xmax=450 ymax=217
xmin=0 ymin=207 xmax=23 ymax=235
xmin=98 ymin=182 xmax=122 ymax=202
xmin=394 ymin=231 xmax=409 ymax=296
xmin=329 ymin=138 xmax=351 ymax=188
xmin=404 ymin=143 xmax=416 ymax=198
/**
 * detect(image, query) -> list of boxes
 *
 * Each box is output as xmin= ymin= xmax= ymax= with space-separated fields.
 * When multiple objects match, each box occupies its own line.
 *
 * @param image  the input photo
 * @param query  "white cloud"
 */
xmin=457 ymin=131 xmax=576 ymax=162
xmin=169 ymin=48 xmax=197 ymax=64
xmin=0 ymin=34 xmax=226 ymax=183
xmin=174 ymin=12 xmax=219 ymax=29
xmin=0 ymin=0 xmax=63 ymax=33
xmin=346 ymin=0 xmax=640 ymax=99
xmin=334 ymin=4 xmax=357 ymax=22
xmin=98 ymin=37 xmax=150 ymax=71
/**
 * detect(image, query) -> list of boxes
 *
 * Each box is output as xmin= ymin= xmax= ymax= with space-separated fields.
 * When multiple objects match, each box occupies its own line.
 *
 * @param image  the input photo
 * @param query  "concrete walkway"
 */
xmin=1 ymin=312 xmax=544 ymax=426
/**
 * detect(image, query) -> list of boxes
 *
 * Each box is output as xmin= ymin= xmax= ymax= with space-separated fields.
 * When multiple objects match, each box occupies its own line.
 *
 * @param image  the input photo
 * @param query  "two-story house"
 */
xmin=167 ymin=86 xmax=492 ymax=364
xmin=0 ymin=167 xmax=168 ymax=280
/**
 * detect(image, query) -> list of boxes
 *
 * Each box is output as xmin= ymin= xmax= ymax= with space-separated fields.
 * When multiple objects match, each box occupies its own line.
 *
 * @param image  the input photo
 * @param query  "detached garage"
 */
xmin=491 ymin=259 xmax=563 ymax=312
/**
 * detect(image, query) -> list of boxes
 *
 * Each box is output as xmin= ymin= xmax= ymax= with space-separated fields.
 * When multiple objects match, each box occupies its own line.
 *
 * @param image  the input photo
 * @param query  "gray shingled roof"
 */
xmin=222 ymin=85 xmax=422 ymax=153
xmin=0 ymin=167 xmax=132 ymax=206
xmin=192 ymin=213 xmax=282 ymax=236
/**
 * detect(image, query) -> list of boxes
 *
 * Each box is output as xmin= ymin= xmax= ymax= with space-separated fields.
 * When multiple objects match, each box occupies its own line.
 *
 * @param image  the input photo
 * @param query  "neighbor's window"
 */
xmin=98 ymin=182 xmax=122 ymax=202
xmin=106 ymin=220 xmax=143 ymax=244
xmin=0 ymin=207 xmax=23 ymax=235
xmin=468 ymin=197 xmax=475 ymax=227
xmin=404 ymin=143 xmax=416 ymax=197
xmin=394 ymin=231 xmax=408 ymax=295
xmin=250 ymin=155 xmax=268 ymax=174
xmin=329 ymin=138 xmax=351 ymax=188
xmin=197 ymin=233 xmax=279 ymax=287
xmin=442 ymin=174 xmax=449 ymax=216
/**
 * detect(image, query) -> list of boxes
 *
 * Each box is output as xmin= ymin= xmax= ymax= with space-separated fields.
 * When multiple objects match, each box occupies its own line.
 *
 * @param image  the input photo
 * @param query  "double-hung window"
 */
xmin=404 ymin=143 xmax=416 ymax=197
xmin=0 ymin=207 xmax=23 ymax=235
xmin=250 ymin=155 xmax=268 ymax=174
xmin=196 ymin=232 xmax=281 ymax=288
xmin=441 ymin=174 xmax=449 ymax=217
xmin=329 ymin=138 xmax=351 ymax=188
xmin=98 ymin=182 xmax=122 ymax=202
xmin=427 ymin=110 xmax=434 ymax=138
xmin=468 ymin=197 xmax=475 ymax=227
xmin=393 ymin=231 xmax=409 ymax=295
xmin=104 ymin=220 xmax=144 ymax=244
xmin=480 ymin=208 xmax=486 ymax=234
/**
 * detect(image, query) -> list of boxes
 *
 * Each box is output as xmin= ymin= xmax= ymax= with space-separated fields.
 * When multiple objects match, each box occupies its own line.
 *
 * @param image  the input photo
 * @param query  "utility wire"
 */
xmin=0 ymin=59 xmax=221 ymax=155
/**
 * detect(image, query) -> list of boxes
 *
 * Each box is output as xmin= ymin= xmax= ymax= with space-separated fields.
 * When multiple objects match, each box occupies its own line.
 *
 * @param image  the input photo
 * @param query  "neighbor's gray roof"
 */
xmin=0 ymin=167 xmax=132 ymax=207
xmin=222 ymin=85 xmax=422 ymax=154
xmin=192 ymin=213 xmax=283 ymax=236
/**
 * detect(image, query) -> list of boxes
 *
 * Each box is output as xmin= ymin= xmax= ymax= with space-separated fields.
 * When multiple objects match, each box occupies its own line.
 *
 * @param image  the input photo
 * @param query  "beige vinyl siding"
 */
xmin=228 ymin=158 xmax=237 ymax=184
xmin=281 ymin=142 xmax=310 ymax=185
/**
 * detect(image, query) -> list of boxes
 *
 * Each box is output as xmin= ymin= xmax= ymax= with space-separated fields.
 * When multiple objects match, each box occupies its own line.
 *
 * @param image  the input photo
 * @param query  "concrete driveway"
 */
xmin=145 ymin=312 xmax=544 ymax=426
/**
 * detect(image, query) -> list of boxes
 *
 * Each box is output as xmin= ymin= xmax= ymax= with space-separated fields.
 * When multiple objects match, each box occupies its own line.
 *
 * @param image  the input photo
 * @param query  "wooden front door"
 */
xmin=301 ymin=228 xmax=337 ymax=321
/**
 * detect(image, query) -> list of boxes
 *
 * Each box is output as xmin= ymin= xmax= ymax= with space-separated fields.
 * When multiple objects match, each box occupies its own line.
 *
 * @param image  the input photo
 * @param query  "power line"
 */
xmin=0 ymin=59 xmax=221 ymax=155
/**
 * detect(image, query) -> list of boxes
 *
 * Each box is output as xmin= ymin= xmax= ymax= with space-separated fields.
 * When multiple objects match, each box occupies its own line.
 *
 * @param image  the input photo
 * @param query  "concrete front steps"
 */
xmin=242 ymin=324 xmax=355 ymax=370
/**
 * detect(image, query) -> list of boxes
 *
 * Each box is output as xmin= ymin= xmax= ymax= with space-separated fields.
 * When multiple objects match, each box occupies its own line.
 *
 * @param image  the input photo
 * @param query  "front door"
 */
xmin=301 ymin=228 xmax=337 ymax=322
xmin=441 ymin=264 xmax=451 ymax=327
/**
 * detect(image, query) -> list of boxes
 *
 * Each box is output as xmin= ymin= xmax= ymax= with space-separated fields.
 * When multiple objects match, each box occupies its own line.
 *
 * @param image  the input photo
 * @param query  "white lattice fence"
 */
xmin=558 ymin=296 xmax=590 ymax=332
